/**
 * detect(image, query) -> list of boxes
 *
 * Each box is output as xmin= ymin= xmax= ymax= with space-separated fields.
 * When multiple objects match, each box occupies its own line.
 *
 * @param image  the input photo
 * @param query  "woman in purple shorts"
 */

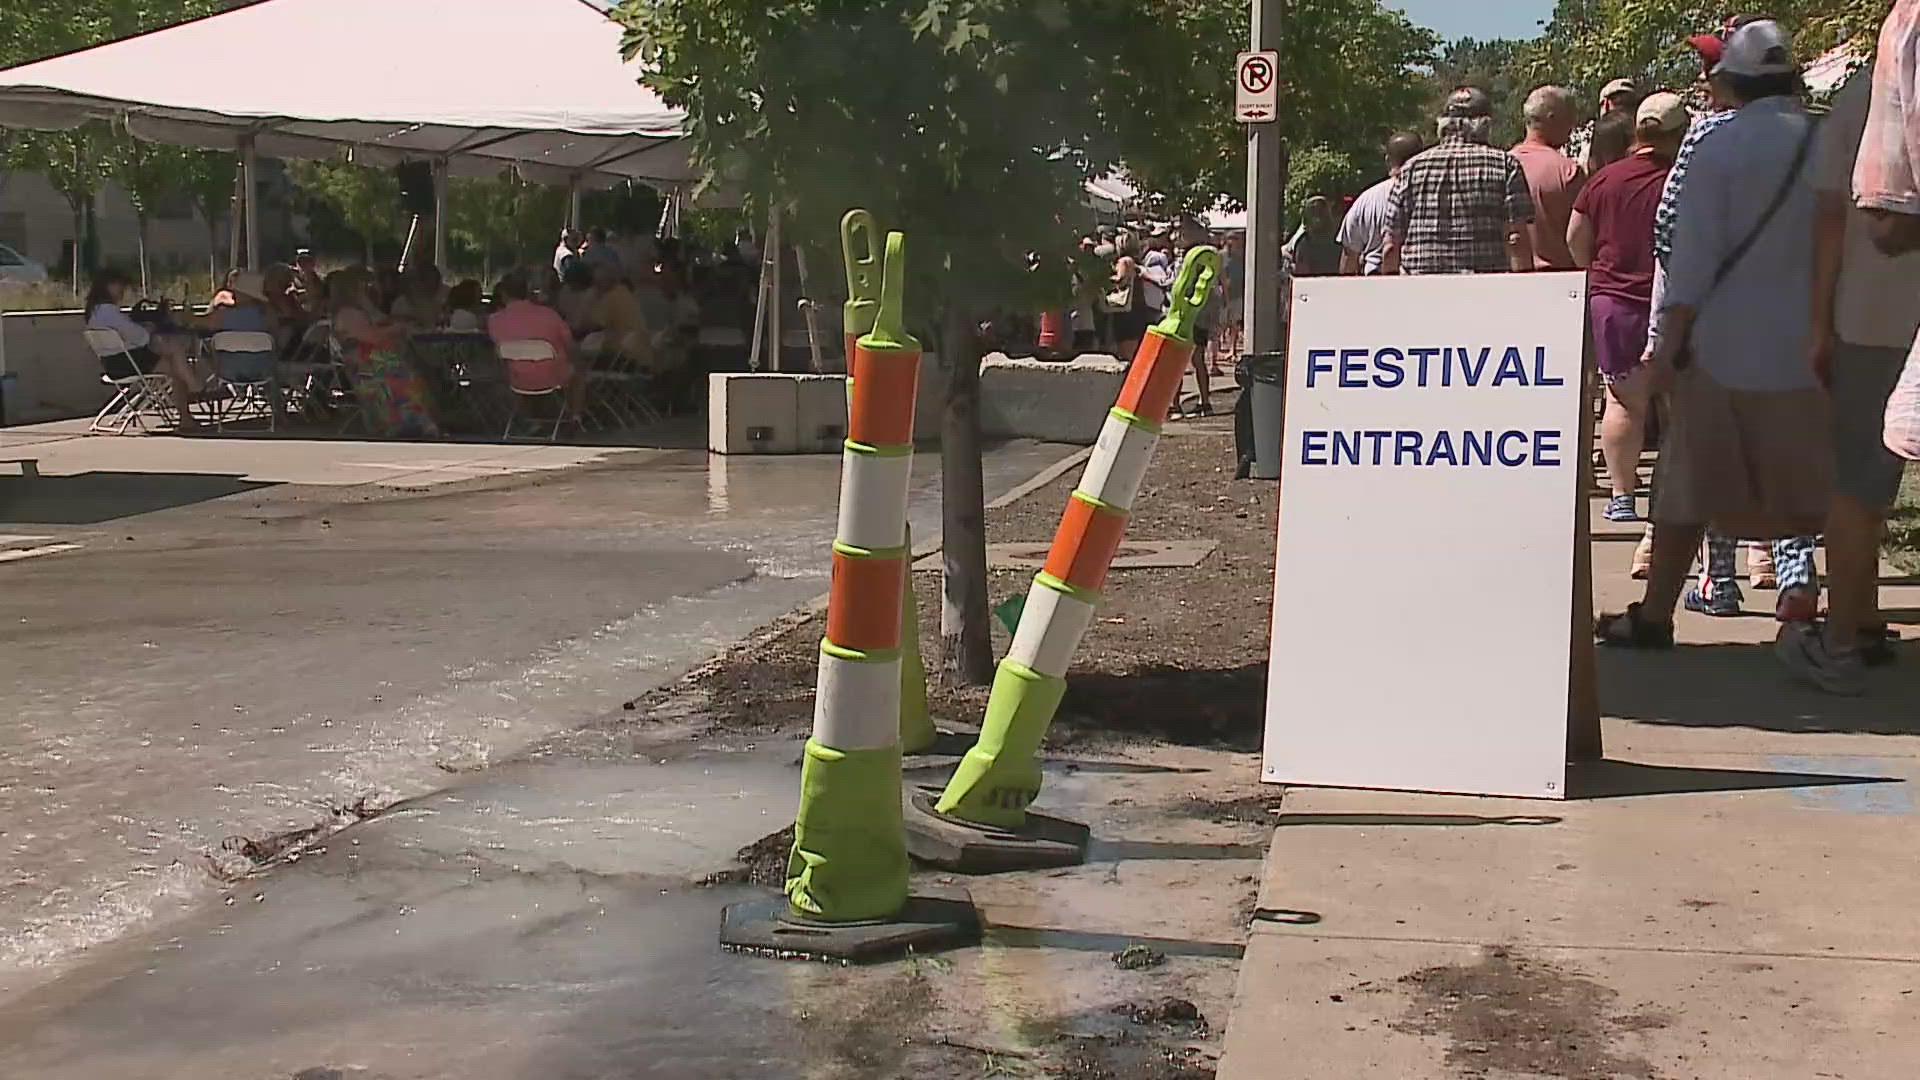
xmin=1568 ymin=91 xmax=1691 ymax=523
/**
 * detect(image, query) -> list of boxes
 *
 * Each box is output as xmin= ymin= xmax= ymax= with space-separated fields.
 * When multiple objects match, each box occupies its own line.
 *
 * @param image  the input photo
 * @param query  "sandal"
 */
xmin=1595 ymin=603 xmax=1675 ymax=649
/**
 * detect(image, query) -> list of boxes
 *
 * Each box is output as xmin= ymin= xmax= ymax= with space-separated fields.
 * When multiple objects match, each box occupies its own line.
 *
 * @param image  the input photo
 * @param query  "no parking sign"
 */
xmin=1235 ymin=51 xmax=1278 ymax=122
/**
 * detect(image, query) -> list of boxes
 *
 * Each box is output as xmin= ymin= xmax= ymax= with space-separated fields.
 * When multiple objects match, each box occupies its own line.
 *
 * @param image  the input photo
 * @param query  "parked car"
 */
xmin=0 ymin=243 xmax=49 ymax=284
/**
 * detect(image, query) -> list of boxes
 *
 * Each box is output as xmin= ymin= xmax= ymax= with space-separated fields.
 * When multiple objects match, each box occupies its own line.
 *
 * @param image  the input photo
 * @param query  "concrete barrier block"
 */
xmin=979 ymin=353 xmax=1128 ymax=445
xmin=708 ymin=373 xmax=802 ymax=454
xmin=794 ymin=374 xmax=850 ymax=454
xmin=1 ymin=310 xmax=109 ymax=425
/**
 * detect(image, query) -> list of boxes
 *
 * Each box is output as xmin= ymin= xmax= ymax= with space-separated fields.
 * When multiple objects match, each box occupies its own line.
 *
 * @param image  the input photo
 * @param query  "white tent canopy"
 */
xmin=0 ymin=0 xmax=692 ymax=266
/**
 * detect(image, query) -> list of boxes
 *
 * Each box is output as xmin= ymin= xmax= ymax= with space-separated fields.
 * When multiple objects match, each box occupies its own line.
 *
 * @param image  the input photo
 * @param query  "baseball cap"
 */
xmin=1442 ymin=86 xmax=1493 ymax=119
xmin=1635 ymin=91 xmax=1691 ymax=134
xmin=1600 ymin=78 xmax=1638 ymax=102
xmin=1714 ymin=19 xmax=1797 ymax=77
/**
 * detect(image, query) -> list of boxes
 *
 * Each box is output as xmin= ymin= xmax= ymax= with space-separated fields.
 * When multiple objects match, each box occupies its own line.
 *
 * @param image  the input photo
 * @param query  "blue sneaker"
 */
xmin=1603 ymin=494 xmax=1639 ymax=522
xmin=1684 ymin=583 xmax=1742 ymax=617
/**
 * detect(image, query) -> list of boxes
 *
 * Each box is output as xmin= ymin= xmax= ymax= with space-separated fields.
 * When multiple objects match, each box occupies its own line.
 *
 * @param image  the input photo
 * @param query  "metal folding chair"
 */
xmin=83 ymin=328 xmax=175 ymax=435
xmin=584 ymin=331 xmax=664 ymax=431
xmin=278 ymin=320 xmax=339 ymax=421
xmin=209 ymin=330 xmax=281 ymax=431
xmin=499 ymin=340 xmax=570 ymax=442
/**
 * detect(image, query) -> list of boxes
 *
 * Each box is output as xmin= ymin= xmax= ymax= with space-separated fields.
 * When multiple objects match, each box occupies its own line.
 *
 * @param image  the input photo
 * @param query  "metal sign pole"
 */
xmin=1243 ymin=0 xmax=1286 ymax=480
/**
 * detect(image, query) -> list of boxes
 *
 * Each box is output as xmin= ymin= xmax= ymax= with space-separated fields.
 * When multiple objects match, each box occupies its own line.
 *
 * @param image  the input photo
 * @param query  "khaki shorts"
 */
xmin=1652 ymin=367 xmax=1833 ymax=538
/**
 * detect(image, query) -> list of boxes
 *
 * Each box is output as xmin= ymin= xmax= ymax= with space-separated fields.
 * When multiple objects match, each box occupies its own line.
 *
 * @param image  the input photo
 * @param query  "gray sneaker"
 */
xmin=1775 ymin=623 xmax=1866 ymax=697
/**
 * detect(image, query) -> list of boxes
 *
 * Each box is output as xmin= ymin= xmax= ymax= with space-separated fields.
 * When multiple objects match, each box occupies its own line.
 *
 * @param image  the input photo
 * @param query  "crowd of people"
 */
xmin=1312 ymin=10 xmax=1920 ymax=697
xmin=84 ymin=227 xmax=704 ymax=439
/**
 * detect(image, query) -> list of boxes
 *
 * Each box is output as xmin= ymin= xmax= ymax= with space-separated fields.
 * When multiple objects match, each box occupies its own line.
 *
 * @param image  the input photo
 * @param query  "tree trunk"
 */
xmin=207 ymin=213 xmax=220 ymax=293
xmin=937 ymin=308 xmax=995 ymax=686
xmin=136 ymin=215 xmax=150 ymax=296
xmin=70 ymin=203 xmax=83 ymax=296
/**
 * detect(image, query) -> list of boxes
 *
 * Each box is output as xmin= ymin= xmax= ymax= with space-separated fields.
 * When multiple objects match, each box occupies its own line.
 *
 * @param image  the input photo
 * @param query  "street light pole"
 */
xmin=1243 ymin=0 xmax=1287 ymax=480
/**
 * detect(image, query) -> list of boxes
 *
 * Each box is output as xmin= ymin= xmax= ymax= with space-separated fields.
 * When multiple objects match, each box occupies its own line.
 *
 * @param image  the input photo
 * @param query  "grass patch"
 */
xmin=1888 ymin=468 xmax=1920 ymax=574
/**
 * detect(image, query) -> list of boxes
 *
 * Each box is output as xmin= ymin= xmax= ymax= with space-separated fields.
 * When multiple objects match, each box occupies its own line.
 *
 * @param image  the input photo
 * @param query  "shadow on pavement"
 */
xmin=987 ymin=925 xmax=1247 ymax=960
xmin=1273 ymin=812 xmax=1563 ymax=827
xmin=0 ymin=468 xmax=275 ymax=525
xmin=1599 ymin=644 xmax=1920 ymax=735
xmin=1567 ymin=758 xmax=1900 ymax=800
xmin=1058 ymin=664 xmax=1267 ymax=752
xmin=1087 ymin=839 xmax=1269 ymax=862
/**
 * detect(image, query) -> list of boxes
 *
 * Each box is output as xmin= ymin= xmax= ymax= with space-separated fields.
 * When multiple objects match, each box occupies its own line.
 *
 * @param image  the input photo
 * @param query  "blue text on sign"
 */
xmin=1300 ymin=429 xmax=1562 ymax=468
xmin=1304 ymin=346 xmax=1566 ymax=390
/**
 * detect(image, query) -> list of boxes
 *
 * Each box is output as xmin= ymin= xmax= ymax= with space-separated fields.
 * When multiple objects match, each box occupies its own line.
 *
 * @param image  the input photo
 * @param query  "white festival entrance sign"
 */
xmin=1262 ymin=272 xmax=1589 ymax=799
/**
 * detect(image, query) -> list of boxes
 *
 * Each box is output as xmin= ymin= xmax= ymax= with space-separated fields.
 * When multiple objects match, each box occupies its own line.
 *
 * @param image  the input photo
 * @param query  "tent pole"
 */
xmin=432 ymin=158 xmax=448 ymax=269
xmin=567 ymin=174 xmax=582 ymax=230
xmin=227 ymin=158 xmax=243 ymax=276
xmin=768 ymin=204 xmax=783 ymax=374
xmin=241 ymin=134 xmax=259 ymax=270
xmin=747 ymin=219 xmax=769 ymax=373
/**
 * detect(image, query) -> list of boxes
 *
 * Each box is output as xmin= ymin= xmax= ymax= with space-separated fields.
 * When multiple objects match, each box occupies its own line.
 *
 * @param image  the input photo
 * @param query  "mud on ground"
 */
xmin=641 ymin=412 xmax=1279 ymax=1079
xmin=663 ymin=416 xmax=1276 ymax=754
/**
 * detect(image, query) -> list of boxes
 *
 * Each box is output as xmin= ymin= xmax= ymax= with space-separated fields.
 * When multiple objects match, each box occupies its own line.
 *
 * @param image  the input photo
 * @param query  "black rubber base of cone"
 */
xmin=718 ymin=883 xmax=980 ymax=963
xmin=903 ymin=790 xmax=1090 ymax=874
xmin=900 ymin=729 xmax=980 ymax=760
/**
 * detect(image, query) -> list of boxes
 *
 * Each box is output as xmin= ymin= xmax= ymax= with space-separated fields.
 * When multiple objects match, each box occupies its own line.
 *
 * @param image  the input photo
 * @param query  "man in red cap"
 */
xmin=1637 ymin=14 xmax=1815 ymax=614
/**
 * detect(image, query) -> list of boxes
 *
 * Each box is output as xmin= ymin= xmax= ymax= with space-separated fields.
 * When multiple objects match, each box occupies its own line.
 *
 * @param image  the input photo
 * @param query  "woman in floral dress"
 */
xmin=326 ymin=268 xmax=440 ymax=439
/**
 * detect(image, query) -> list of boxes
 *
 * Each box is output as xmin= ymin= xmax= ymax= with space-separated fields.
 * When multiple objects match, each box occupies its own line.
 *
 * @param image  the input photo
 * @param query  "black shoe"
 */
xmin=1862 ymin=624 xmax=1899 ymax=668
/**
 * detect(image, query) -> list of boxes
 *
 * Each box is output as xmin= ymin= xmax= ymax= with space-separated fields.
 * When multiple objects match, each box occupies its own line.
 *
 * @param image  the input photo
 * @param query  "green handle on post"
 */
xmin=842 ymin=209 xmax=881 ymax=338
xmin=860 ymin=231 xmax=920 ymax=352
xmin=1155 ymin=245 xmax=1222 ymax=343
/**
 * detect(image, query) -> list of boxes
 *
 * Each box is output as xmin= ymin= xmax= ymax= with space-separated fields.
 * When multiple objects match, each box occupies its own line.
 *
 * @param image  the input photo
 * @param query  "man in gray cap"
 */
xmin=1381 ymin=86 xmax=1536 ymax=274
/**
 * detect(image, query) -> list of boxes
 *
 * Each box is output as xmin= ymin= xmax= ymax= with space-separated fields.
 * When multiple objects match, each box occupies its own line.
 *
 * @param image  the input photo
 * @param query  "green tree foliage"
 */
xmin=1285 ymin=143 xmax=1361 ymax=217
xmin=113 ymin=139 xmax=233 ymax=289
xmin=1427 ymin=37 xmax=1535 ymax=149
xmin=0 ymin=0 xmax=231 ymax=286
xmin=1121 ymin=0 xmax=1439 ymax=213
xmin=285 ymin=159 xmax=400 ymax=266
xmin=446 ymin=172 xmax=570 ymax=282
xmin=1527 ymin=0 xmax=1891 ymax=104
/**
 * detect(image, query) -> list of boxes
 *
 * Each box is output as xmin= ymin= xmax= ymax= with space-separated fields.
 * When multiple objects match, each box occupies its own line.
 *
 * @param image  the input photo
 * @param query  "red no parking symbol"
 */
xmin=1239 ymin=55 xmax=1273 ymax=95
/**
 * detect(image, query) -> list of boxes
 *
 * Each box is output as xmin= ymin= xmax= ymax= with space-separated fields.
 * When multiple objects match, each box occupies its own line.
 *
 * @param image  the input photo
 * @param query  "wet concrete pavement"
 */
xmin=0 ymin=730 xmax=1263 ymax=1079
xmin=0 ymin=438 xmax=1070 ymax=996
xmin=0 ymin=745 xmax=810 ymax=1079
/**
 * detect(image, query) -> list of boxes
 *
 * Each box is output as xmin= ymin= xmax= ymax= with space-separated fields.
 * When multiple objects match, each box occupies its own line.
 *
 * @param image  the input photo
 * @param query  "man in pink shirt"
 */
xmin=488 ymin=272 xmax=587 ymax=415
xmin=1858 ymin=0 xmax=1920 ymax=256
xmin=1510 ymin=84 xmax=1588 ymax=269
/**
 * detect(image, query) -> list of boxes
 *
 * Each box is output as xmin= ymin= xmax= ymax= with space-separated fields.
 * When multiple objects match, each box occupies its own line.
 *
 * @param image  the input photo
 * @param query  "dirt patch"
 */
xmin=1111 ymin=943 xmax=1167 ymax=971
xmin=1172 ymin=793 xmax=1285 ymax=825
xmin=1392 ymin=945 xmax=1664 ymax=1079
xmin=664 ymin=417 xmax=1272 ymax=752
xmin=697 ymin=824 xmax=794 ymax=888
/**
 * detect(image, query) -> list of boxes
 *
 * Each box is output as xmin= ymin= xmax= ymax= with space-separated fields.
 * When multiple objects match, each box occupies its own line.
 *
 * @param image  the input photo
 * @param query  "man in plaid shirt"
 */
xmin=1381 ymin=86 xmax=1535 ymax=274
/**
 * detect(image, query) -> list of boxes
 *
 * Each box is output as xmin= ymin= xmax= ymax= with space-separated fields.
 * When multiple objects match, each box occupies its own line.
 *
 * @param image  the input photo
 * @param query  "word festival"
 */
xmin=1298 ymin=343 xmax=1570 ymax=469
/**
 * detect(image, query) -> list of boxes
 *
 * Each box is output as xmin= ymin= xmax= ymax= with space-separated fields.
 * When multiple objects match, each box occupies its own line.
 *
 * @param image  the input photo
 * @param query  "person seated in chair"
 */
xmin=208 ymin=271 xmax=286 ymax=417
xmin=487 ymin=272 xmax=587 ymax=417
xmin=84 ymin=267 xmax=202 ymax=430
xmin=444 ymin=279 xmax=485 ymax=331
xmin=578 ymin=261 xmax=653 ymax=371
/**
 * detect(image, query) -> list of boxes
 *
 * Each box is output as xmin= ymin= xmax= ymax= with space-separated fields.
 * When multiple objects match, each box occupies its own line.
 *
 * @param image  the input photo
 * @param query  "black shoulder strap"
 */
xmin=1704 ymin=114 xmax=1818 ymax=297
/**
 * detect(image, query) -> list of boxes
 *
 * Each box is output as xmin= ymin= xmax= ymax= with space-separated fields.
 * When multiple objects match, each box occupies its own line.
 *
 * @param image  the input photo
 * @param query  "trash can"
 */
xmin=1236 ymin=351 xmax=1285 ymax=480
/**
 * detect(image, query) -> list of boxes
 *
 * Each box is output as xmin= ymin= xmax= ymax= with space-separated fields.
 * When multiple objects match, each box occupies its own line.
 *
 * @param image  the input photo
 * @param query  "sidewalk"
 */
xmin=1219 ymin=501 xmax=1920 ymax=1079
